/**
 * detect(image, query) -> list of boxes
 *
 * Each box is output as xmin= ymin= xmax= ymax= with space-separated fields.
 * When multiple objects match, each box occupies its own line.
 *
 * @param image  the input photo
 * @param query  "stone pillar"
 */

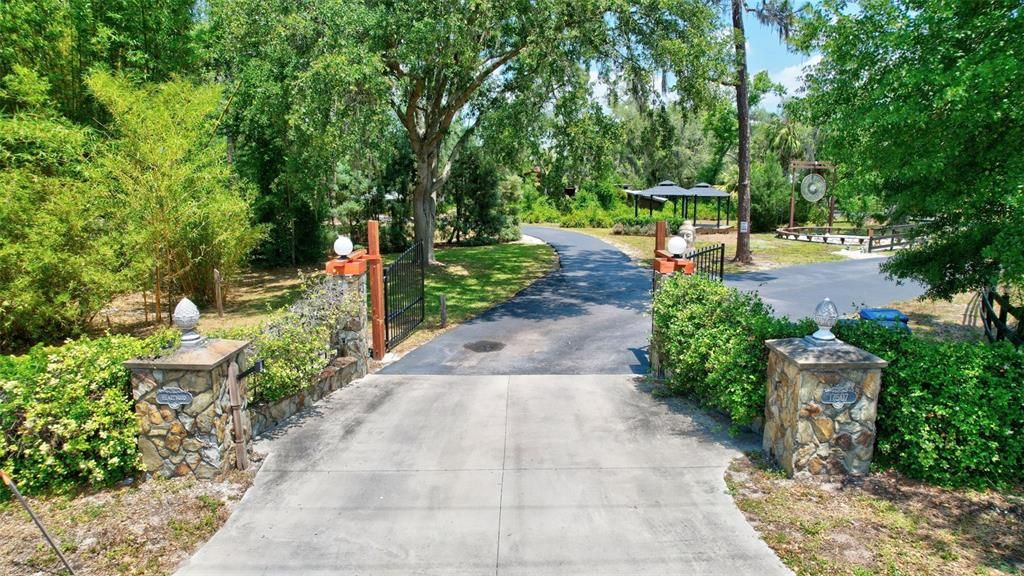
xmin=330 ymin=270 xmax=368 ymax=375
xmin=763 ymin=337 xmax=887 ymax=478
xmin=125 ymin=339 xmax=252 ymax=479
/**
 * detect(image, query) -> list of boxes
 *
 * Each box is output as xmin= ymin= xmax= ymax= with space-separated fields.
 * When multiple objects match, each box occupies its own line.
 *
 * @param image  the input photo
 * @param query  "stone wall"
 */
xmin=330 ymin=272 xmax=369 ymax=375
xmin=251 ymin=355 xmax=363 ymax=436
xmin=126 ymin=270 xmax=370 ymax=478
xmin=128 ymin=340 xmax=251 ymax=479
xmin=763 ymin=337 xmax=886 ymax=479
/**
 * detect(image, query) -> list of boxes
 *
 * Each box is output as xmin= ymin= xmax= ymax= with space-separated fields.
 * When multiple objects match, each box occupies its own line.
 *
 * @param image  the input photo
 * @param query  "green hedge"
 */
xmin=0 ymin=331 xmax=178 ymax=495
xmin=652 ymin=274 xmax=813 ymax=426
xmin=834 ymin=321 xmax=1024 ymax=489
xmin=652 ymin=274 xmax=1024 ymax=488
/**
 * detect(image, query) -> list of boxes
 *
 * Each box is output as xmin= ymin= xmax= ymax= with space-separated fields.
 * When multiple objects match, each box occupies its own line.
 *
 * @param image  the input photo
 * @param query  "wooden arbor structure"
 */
xmin=788 ymin=160 xmax=836 ymax=229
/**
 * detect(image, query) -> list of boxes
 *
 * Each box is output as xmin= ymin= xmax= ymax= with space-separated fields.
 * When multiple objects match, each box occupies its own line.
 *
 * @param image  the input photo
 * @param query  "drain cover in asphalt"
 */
xmin=463 ymin=340 xmax=506 ymax=353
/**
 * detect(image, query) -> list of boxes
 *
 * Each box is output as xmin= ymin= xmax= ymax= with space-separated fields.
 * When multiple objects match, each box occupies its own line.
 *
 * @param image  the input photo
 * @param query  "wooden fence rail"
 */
xmin=980 ymin=287 xmax=1023 ymax=348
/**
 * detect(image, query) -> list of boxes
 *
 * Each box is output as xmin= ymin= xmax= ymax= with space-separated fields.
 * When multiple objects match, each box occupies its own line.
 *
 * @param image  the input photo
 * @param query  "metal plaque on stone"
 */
xmin=155 ymin=387 xmax=193 ymax=409
xmin=821 ymin=382 xmax=857 ymax=408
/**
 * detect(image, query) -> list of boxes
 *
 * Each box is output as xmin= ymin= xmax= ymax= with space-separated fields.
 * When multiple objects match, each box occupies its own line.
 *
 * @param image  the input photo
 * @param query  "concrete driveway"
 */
xmin=176 ymin=227 xmax=791 ymax=575
xmin=176 ymin=374 xmax=790 ymax=575
xmin=382 ymin=226 xmax=652 ymax=375
xmin=726 ymin=257 xmax=926 ymax=320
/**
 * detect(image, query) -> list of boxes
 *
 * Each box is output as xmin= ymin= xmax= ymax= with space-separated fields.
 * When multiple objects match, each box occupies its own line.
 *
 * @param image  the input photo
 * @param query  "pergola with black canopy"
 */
xmin=636 ymin=181 xmax=732 ymax=227
xmin=625 ymin=189 xmax=668 ymax=216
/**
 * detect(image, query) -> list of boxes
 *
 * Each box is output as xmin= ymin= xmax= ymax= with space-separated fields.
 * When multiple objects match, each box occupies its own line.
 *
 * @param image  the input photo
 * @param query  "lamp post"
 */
xmin=667 ymin=235 xmax=687 ymax=258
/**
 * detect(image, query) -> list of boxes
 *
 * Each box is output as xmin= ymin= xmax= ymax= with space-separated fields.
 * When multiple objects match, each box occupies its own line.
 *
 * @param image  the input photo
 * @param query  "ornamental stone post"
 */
xmin=762 ymin=337 xmax=887 ymax=478
xmin=125 ymin=299 xmax=252 ymax=479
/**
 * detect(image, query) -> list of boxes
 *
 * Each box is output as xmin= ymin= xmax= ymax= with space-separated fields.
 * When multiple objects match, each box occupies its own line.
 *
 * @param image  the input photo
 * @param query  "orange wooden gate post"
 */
xmin=367 ymin=220 xmax=386 ymax=360
xmin=655 ymin=220 xmax=667 ymax=254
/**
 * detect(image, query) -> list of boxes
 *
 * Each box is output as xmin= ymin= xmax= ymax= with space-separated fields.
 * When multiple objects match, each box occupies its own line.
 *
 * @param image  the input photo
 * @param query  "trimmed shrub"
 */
xmin=0 ymin=331 xmax=178 ymax=495
xmin=653 ymin=274 xmax=1024 ymax=488
xmin=652 ymin=274 xmax=812 ymax=427
xmin=212 ymin=274 xmax=361 ymax=404
xmin=835 ymin=321 xmax=1024 ymax=489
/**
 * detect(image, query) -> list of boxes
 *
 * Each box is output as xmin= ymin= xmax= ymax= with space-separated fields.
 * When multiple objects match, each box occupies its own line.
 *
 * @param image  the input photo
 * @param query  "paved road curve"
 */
xmin=726 ymin=257 xmax=926 ymax=320
xmin=381 ymin=226 xmax=652 ymax=375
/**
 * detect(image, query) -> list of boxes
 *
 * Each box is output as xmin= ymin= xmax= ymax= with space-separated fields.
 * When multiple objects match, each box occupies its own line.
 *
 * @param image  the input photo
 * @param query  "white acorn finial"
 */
xmin=173 ymin=298 xmax=202 ymax=346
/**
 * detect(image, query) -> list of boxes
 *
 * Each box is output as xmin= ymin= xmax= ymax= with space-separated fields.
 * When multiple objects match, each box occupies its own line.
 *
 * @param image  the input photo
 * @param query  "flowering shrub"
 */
xmin=0 ymin=331 xmax=178 ymax=495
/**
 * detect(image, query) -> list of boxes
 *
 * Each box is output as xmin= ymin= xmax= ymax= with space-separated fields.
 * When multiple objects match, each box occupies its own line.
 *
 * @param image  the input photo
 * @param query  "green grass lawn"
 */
xmin=386 ymin=241 xmax=557 ymax=351
xmin=426 ymin=242 xmax=556 ymax=325
xmin=558 ymin=226 xmax=844 ymax=274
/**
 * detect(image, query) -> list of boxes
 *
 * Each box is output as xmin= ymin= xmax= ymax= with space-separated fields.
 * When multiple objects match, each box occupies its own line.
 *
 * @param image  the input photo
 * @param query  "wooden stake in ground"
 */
xmin=0 ymin=470 xmax=77 ymax=575
xmin=439 ymin=294 xmax=448 ymax=328
xmin=214 ymin=269 xmax=224 ymax=317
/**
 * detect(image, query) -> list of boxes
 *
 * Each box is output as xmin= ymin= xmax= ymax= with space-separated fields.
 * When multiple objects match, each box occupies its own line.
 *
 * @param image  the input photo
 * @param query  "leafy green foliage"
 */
xmin=208 ymin=0 xmax=395 ymax=264
xmin=441 ymin=145 xmax=519 ymax=245
xmin=0 ymin=331 xmax=178 ymax=496
xmin=213 ymin=275 xmax=361 ymax=404
xmin=0 ymin=69 xmax=122 ymax=350
xmin=799 ymin=0 xmax=1024 ymax=296
xmin=652 ymin=274 xmax=812 ymax=427
xmin=88 ymin=71 xmax=264 ymax=309
xmin=749 ymin=159 xmax=793 ymax=232
xmin=835 ymin=321 xmax=1024 ymax=489
xmin=0 ymin=0 xmax=198 ymax=122
xmin=654 ymin=275 xmax=1024 ymax=488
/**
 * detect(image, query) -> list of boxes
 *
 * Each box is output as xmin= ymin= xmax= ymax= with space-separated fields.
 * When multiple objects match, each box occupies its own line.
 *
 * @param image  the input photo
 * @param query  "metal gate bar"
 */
xmin=383 ymin=242 xmax=425 ymax=349
xmin=688 ymin=243 xmax=725 ymax=281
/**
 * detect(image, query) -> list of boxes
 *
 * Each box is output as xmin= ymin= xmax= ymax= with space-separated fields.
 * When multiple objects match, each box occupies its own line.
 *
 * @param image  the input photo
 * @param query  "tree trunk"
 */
xmin=732 ymin=0 xmax=753 ymax=264
xmin=413 ymin=149 xmax=438 ymax=264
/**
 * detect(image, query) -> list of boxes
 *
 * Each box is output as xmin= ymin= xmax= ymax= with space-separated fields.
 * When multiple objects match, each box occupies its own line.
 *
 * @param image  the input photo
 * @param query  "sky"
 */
xmin=743 ymin=11 xmax=821 ymax=111
xmin=588 ymin=11 xmax=820 ymax=113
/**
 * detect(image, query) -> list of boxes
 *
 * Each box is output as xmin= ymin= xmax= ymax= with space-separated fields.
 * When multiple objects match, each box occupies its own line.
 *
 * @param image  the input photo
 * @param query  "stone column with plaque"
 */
xmin=762 ymin=334 xmax=888 ymax=479
xmin=125 ymin=299 xmax=252 ymax=479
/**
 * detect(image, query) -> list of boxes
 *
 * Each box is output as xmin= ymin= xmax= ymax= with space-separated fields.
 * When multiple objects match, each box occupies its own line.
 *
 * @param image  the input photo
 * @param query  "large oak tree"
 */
xmin=222 ymin=0 xmax=720 ymax=263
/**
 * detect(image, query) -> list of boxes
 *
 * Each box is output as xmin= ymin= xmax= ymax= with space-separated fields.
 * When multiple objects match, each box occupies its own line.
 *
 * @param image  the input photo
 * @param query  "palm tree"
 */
xmin=730 ymin=0 xmax=795 ymax=263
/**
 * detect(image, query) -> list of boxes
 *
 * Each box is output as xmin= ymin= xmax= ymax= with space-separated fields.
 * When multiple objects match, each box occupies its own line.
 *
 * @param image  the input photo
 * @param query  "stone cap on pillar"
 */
xmin=766 ymin=337 xmax=887 ymax=369
xmin=124 ymin=339 xmax=249 ymax=370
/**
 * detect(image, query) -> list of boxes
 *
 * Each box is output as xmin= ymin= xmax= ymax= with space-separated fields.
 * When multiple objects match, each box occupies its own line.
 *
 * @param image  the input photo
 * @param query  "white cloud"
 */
xmin=759 ymin=54 xmax=822 ymax=111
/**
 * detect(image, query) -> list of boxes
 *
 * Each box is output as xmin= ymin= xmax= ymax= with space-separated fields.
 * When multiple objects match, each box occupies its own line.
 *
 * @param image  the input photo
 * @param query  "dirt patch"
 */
xmin=90 ymin=266 xmax=318 ymax=337
xmin=887 ymin=292 xmax=986 ymax=343
xmin=1 ymin=471 xmax=254 ymax=575
xmin=726 ymin=454 xmax=1024 ymax=575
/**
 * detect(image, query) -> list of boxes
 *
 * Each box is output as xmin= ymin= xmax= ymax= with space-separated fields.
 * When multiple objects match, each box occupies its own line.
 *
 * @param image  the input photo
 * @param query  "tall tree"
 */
xmin=355 ymin=0 xmax=721 ymax=263
xmin=726 ymin=0 xmax=794 ymax=263
xmin=799 ymin=0 xmax=1024 ymax=297
xmin=0 ymin=0 xmax=198 ymax=123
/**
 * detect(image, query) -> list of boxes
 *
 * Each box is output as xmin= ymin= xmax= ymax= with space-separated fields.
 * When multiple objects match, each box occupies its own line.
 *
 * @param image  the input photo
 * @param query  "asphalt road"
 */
xmin=381 ymin=226 xmax=653 ymax=375
xmin=725 ymin=257 xmax=926 ymax=320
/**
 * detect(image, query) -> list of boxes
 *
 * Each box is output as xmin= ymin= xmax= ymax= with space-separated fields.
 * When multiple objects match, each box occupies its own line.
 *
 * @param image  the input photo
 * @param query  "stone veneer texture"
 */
xmin=763 ymin=337 xmax=886 ymax=479
xmin=129 ymin=340 xmax=251 ymax=479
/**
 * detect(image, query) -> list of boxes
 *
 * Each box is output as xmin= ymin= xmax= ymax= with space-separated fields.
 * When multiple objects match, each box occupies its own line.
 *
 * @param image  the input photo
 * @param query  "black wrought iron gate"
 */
xmin=688 ymin=243 xmax=726 ymax=281
xmin=383 ymin=242 xmax=425 ymax=350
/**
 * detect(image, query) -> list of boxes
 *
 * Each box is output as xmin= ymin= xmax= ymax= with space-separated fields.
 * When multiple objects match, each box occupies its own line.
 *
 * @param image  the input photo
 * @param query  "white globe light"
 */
xmin=667 ymin=235 xmax=687 ymax=257
xmin=333 ymin=235 xmax=353 ymax=259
